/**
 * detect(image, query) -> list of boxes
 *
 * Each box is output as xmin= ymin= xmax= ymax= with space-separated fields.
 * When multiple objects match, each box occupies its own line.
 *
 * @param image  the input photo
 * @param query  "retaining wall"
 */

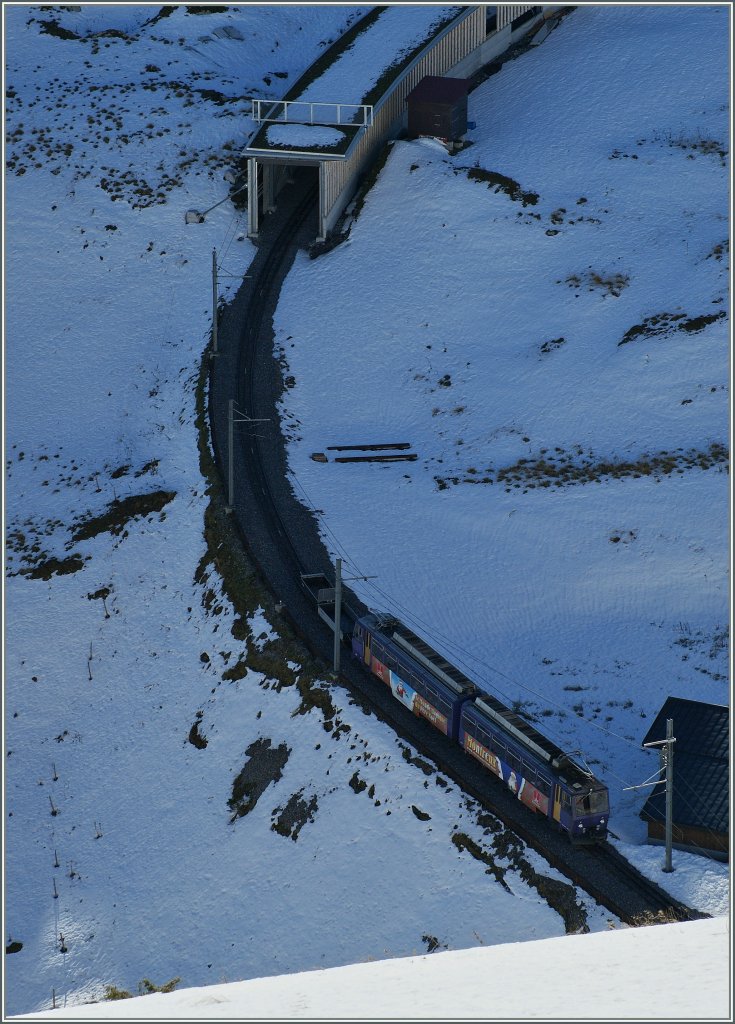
xmin=246 ymin=5 xmax=556 ymax=240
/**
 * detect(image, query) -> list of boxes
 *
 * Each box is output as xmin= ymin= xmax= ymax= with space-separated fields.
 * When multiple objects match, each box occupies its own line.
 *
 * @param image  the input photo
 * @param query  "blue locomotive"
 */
xmin=352 ymin=612 xmax=610 ymax=842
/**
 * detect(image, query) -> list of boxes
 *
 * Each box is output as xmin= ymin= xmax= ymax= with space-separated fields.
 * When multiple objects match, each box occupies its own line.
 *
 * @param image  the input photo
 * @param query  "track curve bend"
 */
xmin=206 ymin=174 xmax=706 ymax=928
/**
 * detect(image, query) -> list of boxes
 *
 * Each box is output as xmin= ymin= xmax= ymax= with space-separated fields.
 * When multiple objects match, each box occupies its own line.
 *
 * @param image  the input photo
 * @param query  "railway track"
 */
xmin=208 ymin=176 xmax=706 ymax=930
xmin=583 ymin=842 xmax=707 ymax=923
xmin=236 ymin=183 xmax=317 ymax=577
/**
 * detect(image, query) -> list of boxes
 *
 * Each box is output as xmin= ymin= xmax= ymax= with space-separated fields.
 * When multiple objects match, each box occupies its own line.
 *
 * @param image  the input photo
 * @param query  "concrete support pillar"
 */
xmin=247 ymin=157 xmax=259 ymax=238
xmin=276 ymin=165 xmax=292 ymax=195
xmin=263 ymin=163 xmax=276 ymax=213
xmin=317 ymin=163 xmax=327 ymax=242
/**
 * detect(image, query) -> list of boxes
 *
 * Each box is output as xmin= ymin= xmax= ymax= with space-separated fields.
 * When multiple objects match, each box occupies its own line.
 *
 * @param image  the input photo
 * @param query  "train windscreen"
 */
xmin=574 ymin=790 xmax=609 ymax=816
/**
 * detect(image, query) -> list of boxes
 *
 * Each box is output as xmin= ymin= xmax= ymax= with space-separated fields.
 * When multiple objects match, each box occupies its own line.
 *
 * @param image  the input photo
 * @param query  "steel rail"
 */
xmin=208 ymin=183 xmax=706 ymax=930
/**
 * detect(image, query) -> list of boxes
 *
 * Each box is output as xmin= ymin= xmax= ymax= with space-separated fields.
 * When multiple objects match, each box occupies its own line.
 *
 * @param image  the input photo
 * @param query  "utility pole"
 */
xmin=227 ymin=399 xmax=270 ymax=511
xmin=333 ymin=558 xmax=342 ymax=674
xmin=211 ymin=253 xmax=250 ymax=359
xmin=663 ymin=718 xmax=675 ymax=872
xmin=331 ymin=561 xmax=376 ymax=675
xmin=629 ymin=718 xmax=676 ymax=873
xmin=211 ymin=248 xmax=218 ymax=356
xmin=227 ymin=398 xmax=234 ymax=507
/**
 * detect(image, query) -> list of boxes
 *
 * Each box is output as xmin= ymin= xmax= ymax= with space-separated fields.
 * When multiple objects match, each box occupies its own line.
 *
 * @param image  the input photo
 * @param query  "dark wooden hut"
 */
xmin=640 ymin=697 xmax=729 ymax=861
xmin=406 ymin=75 xmax=468 ymax=141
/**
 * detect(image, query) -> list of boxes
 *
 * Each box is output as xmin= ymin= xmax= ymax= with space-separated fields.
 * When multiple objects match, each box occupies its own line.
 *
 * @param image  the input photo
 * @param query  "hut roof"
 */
xmin=406 ymin=75 xmax=468 ymax=105
xmin=640 ymin=697 xmax=729 ymax=834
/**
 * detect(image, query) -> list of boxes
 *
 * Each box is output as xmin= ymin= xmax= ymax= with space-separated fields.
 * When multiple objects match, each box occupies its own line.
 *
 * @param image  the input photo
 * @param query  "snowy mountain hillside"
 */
xmin=15 ymin=917 xmax=732 ymax=1022
xmin=274 ymin=3 xmax=730 ymax=854
xmin=9 ymin=6 xmax=721 ymax=1019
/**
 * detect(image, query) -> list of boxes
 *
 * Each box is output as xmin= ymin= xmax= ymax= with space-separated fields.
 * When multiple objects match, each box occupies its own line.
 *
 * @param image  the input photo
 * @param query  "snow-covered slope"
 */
xmin=4 ymin=3 xmax=730 ymax=1018
xmin=275 ymin=2 xmax=730 ymax=847
xmin=15 ymin=918 xmax=732 ymax=1022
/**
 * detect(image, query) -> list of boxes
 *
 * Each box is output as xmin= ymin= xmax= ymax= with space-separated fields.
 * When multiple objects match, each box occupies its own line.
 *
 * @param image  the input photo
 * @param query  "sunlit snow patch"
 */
xmin=248 ymin=606 xmax=279 ymax=650
xmin=266 ymin=124 xmax=346 ymax=150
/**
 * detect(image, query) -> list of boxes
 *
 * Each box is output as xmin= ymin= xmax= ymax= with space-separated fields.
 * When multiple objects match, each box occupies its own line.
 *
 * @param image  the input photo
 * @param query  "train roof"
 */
xmin=389 ymin=619 xmax=476 ymax=697
xmin=470 ymin=695 xmax=601 ymax=790
xmin=361 ymin=613 xmax=602 ymax=790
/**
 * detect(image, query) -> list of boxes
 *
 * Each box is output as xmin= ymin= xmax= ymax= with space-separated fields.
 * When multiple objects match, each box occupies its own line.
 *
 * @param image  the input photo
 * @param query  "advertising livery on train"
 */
xmin=352 ymin=612 xmax=610 ymax=842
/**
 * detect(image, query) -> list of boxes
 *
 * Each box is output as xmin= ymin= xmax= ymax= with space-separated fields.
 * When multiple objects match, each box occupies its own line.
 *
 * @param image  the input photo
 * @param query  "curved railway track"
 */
xmin=237 ymin=184 xmax=317 ymax=576
xmin=587 ymin=843 xmax=706 ymax=922
xmin=208 ymin=176 xmax=706 ymax=929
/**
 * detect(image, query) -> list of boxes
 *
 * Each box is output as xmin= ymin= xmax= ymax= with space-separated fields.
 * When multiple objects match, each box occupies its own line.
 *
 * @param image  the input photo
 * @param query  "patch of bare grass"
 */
xmin=562 ymin=270 xmax=630 ymax=298
xmin=72 ymin=490 xmax=175 ymax=543
xmin=21 ymin=553 xmax=86 ymax=581
xmin=228 ymin=738 xmax=290 ymax=821
xmin=706 ymin=239 xmax=729 ymax=262
xmin=464 ymin=166 xmax=539 ymax=206
xmin=435 ymin=442 xmax=728 ymax=492
xmin=496 ymin=443 xmax=727 ymax=491
xmin=619 ymin=310 xmax=726 ymax=345
xmin=271 ymin=789 xmax=319 ymax=841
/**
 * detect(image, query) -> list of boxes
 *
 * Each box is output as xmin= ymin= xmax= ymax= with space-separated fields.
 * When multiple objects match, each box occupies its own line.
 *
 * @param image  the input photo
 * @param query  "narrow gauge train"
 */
xmin=352 ymin=612 xmax=610 ymax=842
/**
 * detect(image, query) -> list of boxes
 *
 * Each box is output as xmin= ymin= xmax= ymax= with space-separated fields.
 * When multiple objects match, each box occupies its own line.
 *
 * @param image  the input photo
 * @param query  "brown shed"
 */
xmin=406 ymin=75 xmax=468 ymax=141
